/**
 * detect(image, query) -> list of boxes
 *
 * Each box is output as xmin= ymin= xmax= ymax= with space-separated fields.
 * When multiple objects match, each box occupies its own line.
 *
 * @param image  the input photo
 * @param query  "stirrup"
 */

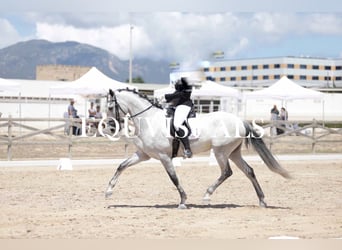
xmin=184 ymin=149 xmax=192 ymax=158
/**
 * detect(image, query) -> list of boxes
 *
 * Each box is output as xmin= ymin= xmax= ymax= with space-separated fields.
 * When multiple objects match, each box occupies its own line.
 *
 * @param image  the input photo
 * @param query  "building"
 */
xmin=36 ymin=65 xmax=91 ymax=81
xmin=202 ymin=56 xmax=342 ymax=88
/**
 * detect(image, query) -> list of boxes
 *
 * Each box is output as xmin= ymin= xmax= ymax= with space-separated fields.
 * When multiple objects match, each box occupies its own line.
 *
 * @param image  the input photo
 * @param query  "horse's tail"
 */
xmin=243 ymin=121 xmax=292 ymax=179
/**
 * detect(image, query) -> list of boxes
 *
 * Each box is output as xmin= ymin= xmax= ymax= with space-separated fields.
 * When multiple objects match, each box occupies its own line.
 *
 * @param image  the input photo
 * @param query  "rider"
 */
xmin=164 ymin=77 xmax=193 ymax=158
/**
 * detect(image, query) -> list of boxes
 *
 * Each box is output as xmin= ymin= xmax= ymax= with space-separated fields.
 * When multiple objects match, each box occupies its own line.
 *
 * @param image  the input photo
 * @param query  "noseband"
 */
xmin=108 ymin=89 xmax=155 ymax=129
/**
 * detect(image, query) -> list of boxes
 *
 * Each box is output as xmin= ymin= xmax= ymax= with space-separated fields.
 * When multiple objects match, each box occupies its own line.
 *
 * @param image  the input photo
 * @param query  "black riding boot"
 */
xmin=180 ymin=136 xmax=192 ymax=158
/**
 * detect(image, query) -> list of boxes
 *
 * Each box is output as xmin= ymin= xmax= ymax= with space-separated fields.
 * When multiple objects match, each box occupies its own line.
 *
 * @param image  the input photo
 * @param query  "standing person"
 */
xmin=280 ymin=107 xmax=288 ymax=121
xmin=95 ymin=105 xmax=103 ymax=119
xmin=88 ymin=102 xmax=96 ymax=118
xmin=279 ymin=107 xmax=288 ymax=135
xmin=67 ymin=99 xmax=80 ymax=135
xmin=68 ymin=99 xmax=78 ymax=118
xmin=270 ymin=105 xmax=279 ymax=136
xmin=270 ymin=105 xmax=279 ymax=119
xmin=164 ymin=77 xmax=193 ymax=158
xmin=94 ymin=105 xmax=103 ymax=133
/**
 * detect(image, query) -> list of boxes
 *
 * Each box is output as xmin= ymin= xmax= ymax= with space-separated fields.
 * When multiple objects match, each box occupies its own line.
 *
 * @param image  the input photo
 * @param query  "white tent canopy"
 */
xmin=244 ymin=76 xmax=325 ymax=120
xmin=0 ymin=78 xmax=21 ymax=93
xmin=245 ymin=76 xmax=324 ymax=101
xmin=154 ymin=81 xmax=241 ymax=99
xmin=192 ymin=81 xmax=241 ymax=99
xmin=50 ymin=67 xmax=136 ymax=97
xmin=153 ymin=85 xmax=174 ymax=98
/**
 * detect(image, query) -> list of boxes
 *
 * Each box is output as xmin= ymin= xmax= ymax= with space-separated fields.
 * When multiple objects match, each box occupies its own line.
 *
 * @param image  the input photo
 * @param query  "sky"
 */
xmin=1 ymin=0 xmax=342 ymax=68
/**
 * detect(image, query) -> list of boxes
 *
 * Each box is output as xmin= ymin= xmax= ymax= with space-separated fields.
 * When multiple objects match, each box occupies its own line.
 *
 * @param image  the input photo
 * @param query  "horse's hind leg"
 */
xmin=105 ymin=151 xmax=150 ymax=198
xmin=230 ymin=148 xmax=267 ymax=207
xmin=203 ymin=146 xmax=233 ymax=203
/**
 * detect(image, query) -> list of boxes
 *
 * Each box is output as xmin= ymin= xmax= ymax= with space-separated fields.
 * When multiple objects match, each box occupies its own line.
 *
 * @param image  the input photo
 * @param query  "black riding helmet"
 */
xmin=175 ymin=77 xmax=191 ymax=91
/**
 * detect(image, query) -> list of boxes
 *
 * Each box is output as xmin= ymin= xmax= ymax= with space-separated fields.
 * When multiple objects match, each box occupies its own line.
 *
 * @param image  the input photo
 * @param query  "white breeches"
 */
xmin=174 ymin=105 xmax=191 ymax=131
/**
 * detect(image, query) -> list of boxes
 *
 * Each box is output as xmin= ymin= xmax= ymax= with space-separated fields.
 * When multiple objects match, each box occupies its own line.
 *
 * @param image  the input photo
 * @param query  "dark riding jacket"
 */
xmin=165 ymin=89 xmax=192 ymax=107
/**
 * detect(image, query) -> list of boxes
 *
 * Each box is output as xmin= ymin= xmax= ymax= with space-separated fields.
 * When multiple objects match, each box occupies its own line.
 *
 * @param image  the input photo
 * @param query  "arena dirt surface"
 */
xmin=0 ymin=158 xmax=341 ymax=239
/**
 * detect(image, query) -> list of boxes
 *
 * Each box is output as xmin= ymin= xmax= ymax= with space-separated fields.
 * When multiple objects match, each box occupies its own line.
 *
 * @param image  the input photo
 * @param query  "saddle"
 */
xmin=165 ymin=105 xmax=197 ymax=158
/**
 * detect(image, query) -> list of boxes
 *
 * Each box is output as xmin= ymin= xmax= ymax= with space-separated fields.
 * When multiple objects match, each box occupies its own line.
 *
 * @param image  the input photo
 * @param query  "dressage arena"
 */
xmin=0 ymin=140 xmax=341 ymax=239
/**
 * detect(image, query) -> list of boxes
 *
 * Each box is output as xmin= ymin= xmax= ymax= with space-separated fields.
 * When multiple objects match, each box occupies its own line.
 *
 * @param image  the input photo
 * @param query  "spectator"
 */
xmin=67 ymin=99 xmax=80 ymax=135
xmin=95 ymin=105 xmax=103 ymax=119
xmin=278 ymin=107 xmax=289 ymax=135
xmin=68 ymin=99 xmax=78 ymax=118
xmin=270 ymin=105 xmax=279 ymax=136
xmin=88 ymin=102 xmax=96 ymax=118
xmin=280 ymin=107 xmax=288 ymax=121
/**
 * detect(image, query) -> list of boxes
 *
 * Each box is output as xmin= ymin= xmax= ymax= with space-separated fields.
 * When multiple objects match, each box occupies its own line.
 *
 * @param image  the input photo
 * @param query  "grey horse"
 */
xmin=105 ymin=89 xmax=291 ymax=209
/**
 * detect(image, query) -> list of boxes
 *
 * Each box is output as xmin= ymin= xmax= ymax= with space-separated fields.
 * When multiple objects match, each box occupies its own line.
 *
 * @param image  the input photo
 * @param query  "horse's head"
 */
xmin=108 ymin=88 xmax=163 ymax=119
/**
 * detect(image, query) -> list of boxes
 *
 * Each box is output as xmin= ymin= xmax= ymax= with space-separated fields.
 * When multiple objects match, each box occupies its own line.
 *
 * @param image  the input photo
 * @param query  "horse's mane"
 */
xmin=117 ymin=88 xmax=163 ymax=109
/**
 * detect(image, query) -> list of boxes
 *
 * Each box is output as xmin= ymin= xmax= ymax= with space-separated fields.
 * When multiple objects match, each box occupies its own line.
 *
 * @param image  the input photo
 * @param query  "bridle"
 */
xmin=108 ymin=89 xmax=155 ymax=130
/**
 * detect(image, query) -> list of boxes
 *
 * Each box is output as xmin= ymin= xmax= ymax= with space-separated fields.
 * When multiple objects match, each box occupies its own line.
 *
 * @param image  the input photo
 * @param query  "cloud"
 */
xmin=33 ymin=12 xmax=342 ymax=64
xmin=2 ymin=12 xmax=342 ymax=64
xmin=36 ymin=22 xmax=153 ymax=60
xmin=307 ymin=14 xmax=342 ymax=35
xmin=0 ymin=18 xmax=22 ymax=48
xmin=226 ymin=37 xmax=249 ymax=57
xmin=34 ymin=12 xmax=244 ymax=63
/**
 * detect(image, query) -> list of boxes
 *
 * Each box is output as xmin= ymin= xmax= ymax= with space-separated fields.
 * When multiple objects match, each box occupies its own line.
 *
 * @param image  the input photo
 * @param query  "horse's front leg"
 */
xmin=105 ymin=151 xmax=150 ymax=198
xmin=159 ymin=155 xmax=187 ymax=209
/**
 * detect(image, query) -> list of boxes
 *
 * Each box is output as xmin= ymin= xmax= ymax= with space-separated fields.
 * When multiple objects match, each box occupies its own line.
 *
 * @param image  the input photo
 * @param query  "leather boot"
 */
xmin=180 ymin=136 xmax=192 ymax=158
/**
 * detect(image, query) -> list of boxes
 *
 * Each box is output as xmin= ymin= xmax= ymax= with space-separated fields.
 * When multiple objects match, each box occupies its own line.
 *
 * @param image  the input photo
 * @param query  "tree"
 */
xmin=126 ymin=76 xmax=145 ymax=83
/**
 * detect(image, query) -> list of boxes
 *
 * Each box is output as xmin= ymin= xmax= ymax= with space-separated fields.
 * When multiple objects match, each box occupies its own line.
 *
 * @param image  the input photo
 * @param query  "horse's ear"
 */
xmin=109 ymin=89 xmax=114 ymax=97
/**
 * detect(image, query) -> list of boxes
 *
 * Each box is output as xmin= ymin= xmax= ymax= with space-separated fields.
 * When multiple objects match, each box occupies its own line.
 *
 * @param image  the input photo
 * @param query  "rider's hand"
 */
xmin=159 ymin=96 xmax=166 ymax=103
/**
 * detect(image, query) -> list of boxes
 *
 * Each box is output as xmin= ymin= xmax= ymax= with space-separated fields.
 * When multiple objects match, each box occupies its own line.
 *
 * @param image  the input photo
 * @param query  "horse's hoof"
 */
xmin=105 ymin=190 xmax=113 ymax=198
xmin=259 ymin=200 xmax=267 ymax=208
xmin=202 ymin=197 xmax=211 ymax=205
xmin=178 ymin=204 xmax=188 ymax=209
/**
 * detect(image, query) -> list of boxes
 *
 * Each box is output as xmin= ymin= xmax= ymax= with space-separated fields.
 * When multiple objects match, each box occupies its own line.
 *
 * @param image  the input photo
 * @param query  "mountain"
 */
xmin=0 ymin=39 xmax=170 ymax=83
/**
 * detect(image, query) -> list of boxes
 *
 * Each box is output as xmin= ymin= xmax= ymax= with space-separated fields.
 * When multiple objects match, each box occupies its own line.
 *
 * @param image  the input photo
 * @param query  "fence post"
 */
xmin=7 ymin=115 xmax=13 ymax=160
xmin=68 ymin=117 xmax=73 ymax=158
xmin=311 ymin=119 xmax=316 ymax=153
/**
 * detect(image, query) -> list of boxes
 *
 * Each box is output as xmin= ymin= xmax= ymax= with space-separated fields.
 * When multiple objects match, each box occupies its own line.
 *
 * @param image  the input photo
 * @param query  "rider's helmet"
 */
xmin=174 ymin=77 xmax=190 ymax=91
xmin=174 ymin=79 xmax=183 ymax=91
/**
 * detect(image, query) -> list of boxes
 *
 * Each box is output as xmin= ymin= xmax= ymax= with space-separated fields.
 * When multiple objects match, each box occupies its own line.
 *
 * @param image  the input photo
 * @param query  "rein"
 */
xmin=129 ymin=104 xmax=154 ymax=118
xmin=109 ymin=89 xmax=159 ymax=123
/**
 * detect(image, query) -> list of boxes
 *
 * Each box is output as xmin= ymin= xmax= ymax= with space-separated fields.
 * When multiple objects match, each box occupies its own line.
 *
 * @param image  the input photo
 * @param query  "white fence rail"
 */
xmin=0 ymin=117 xmax=341 ymax=160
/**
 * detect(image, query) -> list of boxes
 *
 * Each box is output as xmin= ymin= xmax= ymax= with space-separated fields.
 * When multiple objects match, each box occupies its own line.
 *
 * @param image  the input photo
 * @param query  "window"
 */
xmin=230 ymin=77 xmax=236 ymax=81
xmin=274 ymin=75 xmax=280 ymax=79
xmin=220 ymin=67 xmax=226 ymax=71
xmin=203 ymin=67 xmax=210 ymax=72
xmin=287 ymin=75 xmax=294 ymax=79
xmin=274 ymin=64 xmax=280 ymax=69
xmin=252 ymin=76 xmax=258 ymax=80
xmin=287 ymin=64 xmax=294 ymax=69
xmin=263 ymin=75 xmax=269 ymax=80
xmin=263 ymin=64 xmax=269 ymax=69
xmin=312 ymin=65 xmax=319 ymax=70
xmin=325 ymin=66 xmax=331 ymax=70
xmin=206 ymin=76 xmax=215 ymax=81
xmin=241 ymin=65 xmax=247 ymax=70
xmin=241 ymin=76 xmax=247 ymax=81
xmin=300 ymin=64 xmax=307 ymax=69
xmin=335 ymin=66 xmax=342 ymax=70
xmin=336 ymin=76 xmax=342 ymax=81
xmin=230 ymin=66 xmax=236 ymax=71
xmin=252 ymin=65 xmax=258 ymax=70
xmin=324 ymin=76 xmax=331 ymax=81
xmin=300 ymin=75 xmax=307 ymax=80
xmin=312 ymin=76 xmax=319 ymax=80
xmin=220 ymin=77 xmax=226 ymax=81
